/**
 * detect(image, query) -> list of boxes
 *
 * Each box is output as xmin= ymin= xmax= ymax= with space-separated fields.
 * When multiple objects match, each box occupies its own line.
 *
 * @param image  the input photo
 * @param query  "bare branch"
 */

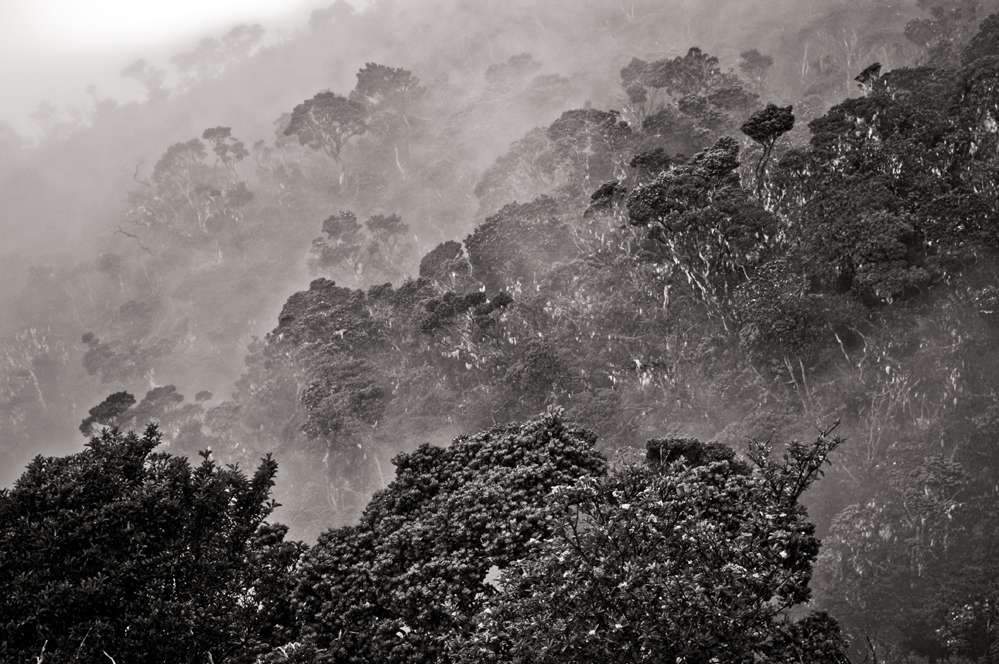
xmin=114 ymin=226 xmax=153 ymax=254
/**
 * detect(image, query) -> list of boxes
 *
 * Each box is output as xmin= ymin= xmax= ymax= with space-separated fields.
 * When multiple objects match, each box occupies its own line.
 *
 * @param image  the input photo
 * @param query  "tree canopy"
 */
xmin=284 ymin=92 xmax=367 ymax=162
xmin=0 ymin=425 xmax=291 ymax=664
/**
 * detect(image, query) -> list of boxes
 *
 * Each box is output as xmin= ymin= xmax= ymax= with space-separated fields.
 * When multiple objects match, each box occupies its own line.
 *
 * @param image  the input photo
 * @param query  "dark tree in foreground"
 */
xmin=451 ymin=434 xmax=849 ymax=663
xmin=0 ymin=426 xmax=294 ymax=664
xmin=287 ymin=409 xmax=607 ymax=663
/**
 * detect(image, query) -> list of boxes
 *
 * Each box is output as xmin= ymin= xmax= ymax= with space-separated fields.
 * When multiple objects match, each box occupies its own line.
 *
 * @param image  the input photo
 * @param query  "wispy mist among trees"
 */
xmin=4 ymin=0 xmax=999 ymax=660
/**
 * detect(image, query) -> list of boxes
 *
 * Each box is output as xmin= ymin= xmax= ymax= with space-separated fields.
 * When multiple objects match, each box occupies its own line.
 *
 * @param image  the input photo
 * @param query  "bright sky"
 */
xmin=0 ymin=0 xmax=325 ymax=135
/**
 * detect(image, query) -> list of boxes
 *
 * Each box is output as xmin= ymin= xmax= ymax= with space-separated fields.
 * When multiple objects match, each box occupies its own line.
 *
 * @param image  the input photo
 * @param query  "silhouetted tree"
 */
xmin=284 ymin=92 xmax=367 ymax=163
xmin=741 ymin=103 xmax=795 ymax=198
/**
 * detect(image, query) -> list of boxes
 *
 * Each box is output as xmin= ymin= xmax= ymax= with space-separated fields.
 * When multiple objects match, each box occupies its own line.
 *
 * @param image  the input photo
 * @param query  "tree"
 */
xmin=128 ymin=136 xmax=253 ymax=237
xmin=284 ymin=91 xmax=367 ymax=163
xmin=79 ymin=390 xmax=136 ymax=436
xmin=621 ymin=48 xmax=743 ymax=125
xmin=235 ymin=277 xmax=437 ymax=527
xmin=854 ymin=62 xmax=882 ymax=92
xmin=287 ymin=409 xmax=607 ymax=663
xmin=365 ymin=213 xmax=411 ymax=272
xmin=623 ymin=47 xmax=757 ymax=158
xmin=170 ymin=24 xmax=265 ymax=88
xmin=816 ymin=451 xmax=983 ymax=661
xmin=81 ymin=330 xmax=177 ymax=385
xmin=902 ymin=1 xmax=982 ymax=67
xmin=738 ymin=48 xmax=774 ymax=94
xmin=120 ymin=58 xmax=169 ymax=103
xmin=451 ymin=434 xmax=849 ymax=663
xmin=306 ymin=210 xmax=411 ymax=285
xmin=0 ymin=425 xmax=289 ymax=663
xmin=419 ymin=240 xmax=471 ymax=288
xmin=464 ymin=196 xmax=575 ymax=293
xmin=626 ymin=137 xmax=779 ymax=323
xmin=350 ymin=63 xmax=424 ymax=136
xmin=307 ymin=211 xmax=366 ymax=283
xmin=546 ymin=108 xmax=632 ymax=189
xmin=80 ymin=386 xmax=210 ymax=458
xmin=203 ymin=126 xmax=249 ymax=177
xmin=741 ymin=104 xmax=795 ymax=199
xmin=962 ymin=10 xmax=999 ymax=65
xmin=473 ymin=127 xmax=560 ymax=213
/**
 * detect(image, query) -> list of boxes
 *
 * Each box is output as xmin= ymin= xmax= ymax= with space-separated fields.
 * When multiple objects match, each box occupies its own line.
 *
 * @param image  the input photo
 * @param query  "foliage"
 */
xmin=419 ymin=240 xmax=472 ymax=287
xmin=81 ymin=330 xmax=177 ymax=385
xmin=738 ymin=48 xmax=774 ymax=93
xmin=127 ymin=133 xmax=253 ymax=238
xmin=13 ymin=3 xmax=999 ymax=660
xmin=741 ymin=104 xmax=795 ymax=197
xmin=450 ymin=434 xmax=847 ymax=663
xmin=284 ymin=92 xmax=367 ymax=162
xmin=305 ymin=208 xmax=411 ymax=286
xmin=350 ymin=63 xmax=424 ymax=137
xmin=464 ymin=196 xmax=575 ymax=293
xmin=627 ymin=137 xmax=778 ymax=322
xmin=79 ymin=390 xmax=136 ymax=435
xmin=546 ymin=108 xmax=632 ymax=189
xmin=0 ymin=425 xmax=289 ymax=664
xmin=288 ymin=408 xmax=607 ymax=663
xmin=203 ymin=126 xmax=249 ymax=176
xmin=621 ymin=46 xmax=755 ymax=148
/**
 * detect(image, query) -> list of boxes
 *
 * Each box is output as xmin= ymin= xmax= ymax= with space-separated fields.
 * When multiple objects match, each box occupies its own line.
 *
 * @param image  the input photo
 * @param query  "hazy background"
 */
xmin=0 ymin=0 xmax=343 ymax=135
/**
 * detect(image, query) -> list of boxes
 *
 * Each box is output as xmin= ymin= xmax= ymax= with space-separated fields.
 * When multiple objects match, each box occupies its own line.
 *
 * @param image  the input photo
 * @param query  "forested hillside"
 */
xmin=4 ymin=0 xmax=999 ymax=661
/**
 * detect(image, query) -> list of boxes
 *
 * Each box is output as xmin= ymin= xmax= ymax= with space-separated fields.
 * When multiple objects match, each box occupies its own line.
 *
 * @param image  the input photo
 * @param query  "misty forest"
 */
xmin=6 ymin=0 xmax=999 ymax=661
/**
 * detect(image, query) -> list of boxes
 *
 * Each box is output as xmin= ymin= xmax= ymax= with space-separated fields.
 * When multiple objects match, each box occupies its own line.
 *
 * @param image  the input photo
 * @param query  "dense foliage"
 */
xmin=6 ymin=0 xmax=999 ymax=660
xmin=291 ymin=409 xmax=606 ymax=663
xmin=451 ymin=434 xmax=847 ymax=663
xmin=0 ymin=413 xmax=848 ymax=663
xmin=0 ymin=426 xmax=296 ymax=663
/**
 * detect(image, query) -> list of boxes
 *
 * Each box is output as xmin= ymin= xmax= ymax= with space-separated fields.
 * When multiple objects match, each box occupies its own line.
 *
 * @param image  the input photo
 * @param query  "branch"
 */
xmin=131 ymin=163 xmax=155 ymax=191
xmin=114 ymin=226 xmax=153 ymax=254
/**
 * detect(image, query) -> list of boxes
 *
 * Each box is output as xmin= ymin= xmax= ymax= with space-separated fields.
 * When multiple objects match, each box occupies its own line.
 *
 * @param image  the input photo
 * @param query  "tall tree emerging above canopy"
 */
xmin=350 ymin=62 xmax=424 ymax=135
xmin=284 ymin=91 xmax=367 ymax=162
xmin=741 ymin=104 xmax=795 ymax=198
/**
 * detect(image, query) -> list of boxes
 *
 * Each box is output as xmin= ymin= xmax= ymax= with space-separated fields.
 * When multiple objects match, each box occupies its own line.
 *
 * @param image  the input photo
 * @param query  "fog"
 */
xmin=3 ymin=0 xmax=999 ymax=658
xmin=0 ymin=0 xmax=326 ymax=134
xmin=0 ymin=0 xmax=942 ymax=514
xmin=0 ymin=0 xmax=930 ymax=530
